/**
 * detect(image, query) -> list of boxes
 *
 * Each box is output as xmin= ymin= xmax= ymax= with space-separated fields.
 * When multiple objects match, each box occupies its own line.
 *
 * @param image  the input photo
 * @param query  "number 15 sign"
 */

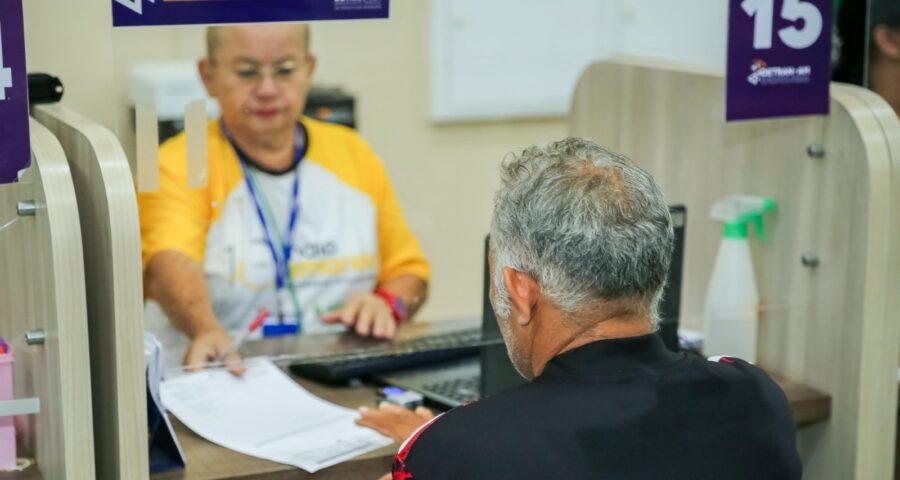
xmin=727 ymin=0 xmax=832 ymax=121
xmin=0 ymin=0 xmax=30 ymax=184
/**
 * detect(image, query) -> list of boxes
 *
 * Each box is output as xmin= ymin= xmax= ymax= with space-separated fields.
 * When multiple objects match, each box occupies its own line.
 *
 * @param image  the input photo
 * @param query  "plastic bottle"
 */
xmin=703 ymin=195 xmax=776 ymax=363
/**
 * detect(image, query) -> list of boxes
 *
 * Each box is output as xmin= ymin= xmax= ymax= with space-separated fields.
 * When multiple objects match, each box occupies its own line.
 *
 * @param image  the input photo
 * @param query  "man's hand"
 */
xmin=184 ymin=326 xmax=246 ymax=376
xmin=321 ymin=292 xmax=397 ymax=339
xmin=355 ymin=402 xmax=435 ymax=443
xmin=146 ymin=251 xmax=245 ymax=375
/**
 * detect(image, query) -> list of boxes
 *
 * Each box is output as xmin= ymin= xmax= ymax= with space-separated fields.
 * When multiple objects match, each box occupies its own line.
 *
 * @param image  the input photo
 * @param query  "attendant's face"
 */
xmin=872 ymin=24 xmax=900 ymax=61
xmin=489 ymin=252 xmax=535 ymax=381
xmin=200 ymin=25 xmax=315 ymax=139
xmin=870 ymin=24 xmax=900 ymax=116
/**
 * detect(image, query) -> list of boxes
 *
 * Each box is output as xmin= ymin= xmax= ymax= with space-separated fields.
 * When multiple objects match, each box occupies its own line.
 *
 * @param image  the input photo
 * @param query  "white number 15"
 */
xmin=742 ymin=0 xmax=824 ymax=50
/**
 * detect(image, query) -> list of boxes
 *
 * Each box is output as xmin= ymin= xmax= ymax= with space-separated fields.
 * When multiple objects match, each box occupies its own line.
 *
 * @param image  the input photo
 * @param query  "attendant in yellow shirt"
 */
xmin=138 ymin=24 xmax=429 ymax=371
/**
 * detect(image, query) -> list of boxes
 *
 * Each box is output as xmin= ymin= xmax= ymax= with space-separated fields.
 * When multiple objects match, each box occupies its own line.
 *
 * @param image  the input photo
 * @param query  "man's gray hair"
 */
xmin=490 ymin=138 xmax=673 ymax=327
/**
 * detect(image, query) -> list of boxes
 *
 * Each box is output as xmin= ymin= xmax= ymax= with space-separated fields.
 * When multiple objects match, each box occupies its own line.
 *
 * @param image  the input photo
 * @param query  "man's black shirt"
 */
xmin=393 ymin=334 xmax=801 ymax=480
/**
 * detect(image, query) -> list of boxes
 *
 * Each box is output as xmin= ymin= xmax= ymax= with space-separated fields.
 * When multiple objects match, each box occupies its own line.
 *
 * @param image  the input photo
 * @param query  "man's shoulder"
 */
xmin=441 ymin=392 xmax=527 ymax=423
xmin=302 ymin=116 xmax=366 ymax=148
xmin=695 ymin=355 xmax=794 ymax=417
xmin=396 ymin=393 xmax=533 ymax=479
xmin=398 ymin=358 xmax=798 ymax=479
xmin=404 ymin=385 xmax=541 ymax=452
xmin=301 ymin=117 xmax=389 ymax=192
xmin=158 ymin=130 xmax=187 ymax=159
xmin=702 ymin=355 xmax=781 ymax=387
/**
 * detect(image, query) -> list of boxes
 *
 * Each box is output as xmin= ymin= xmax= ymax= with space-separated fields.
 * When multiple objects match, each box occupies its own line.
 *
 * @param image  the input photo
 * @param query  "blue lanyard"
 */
xmin=221 ymin=122 xmax=307 ymax=292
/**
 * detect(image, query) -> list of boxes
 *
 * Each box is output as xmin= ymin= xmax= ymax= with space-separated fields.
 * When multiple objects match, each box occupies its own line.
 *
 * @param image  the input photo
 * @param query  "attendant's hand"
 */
xmin=321 ymin=292 xmax=398 ymax=339
xmin=355 ymin=402 xmax=435 ymax=443
xmin=184 ymin=325 xmax=246 ymax=376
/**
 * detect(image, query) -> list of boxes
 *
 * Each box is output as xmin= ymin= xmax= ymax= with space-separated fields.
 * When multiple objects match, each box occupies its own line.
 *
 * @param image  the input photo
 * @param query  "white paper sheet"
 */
xmin=160 ymin=359 xmax=392 ymax=473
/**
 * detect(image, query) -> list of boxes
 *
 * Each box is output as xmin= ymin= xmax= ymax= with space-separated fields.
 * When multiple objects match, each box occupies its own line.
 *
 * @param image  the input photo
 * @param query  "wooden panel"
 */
xmin=184 ymin=101 xmax=208 ymax=189
xmin=837 ymin=86 xmax=900 ymax=480
xmin=569 ymin=59 xmax=899 ymax=480
xmin=771 ymin=374 xmax=831 ymax=427
xmin=135 ymin=104 xmax=160 ymax=193
xmin=32 ymin=105 xmax=149 ymax=480
xmin=0 ymin=466 xmax=43 ymax=480
xmin=842 ymin=89 xmax=900 ymax=369
xmin=0 ymin=119 xmax=95 ymax=478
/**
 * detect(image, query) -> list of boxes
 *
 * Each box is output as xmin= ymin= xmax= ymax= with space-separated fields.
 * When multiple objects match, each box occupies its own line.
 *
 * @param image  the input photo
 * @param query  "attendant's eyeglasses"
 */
xmin=223 ymin=57 xmax=310 ymax=86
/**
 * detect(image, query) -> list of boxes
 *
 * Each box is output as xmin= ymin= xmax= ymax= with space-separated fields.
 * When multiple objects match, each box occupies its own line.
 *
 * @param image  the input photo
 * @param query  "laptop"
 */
xmin=376 ymin=205 xmax=687 ymax=409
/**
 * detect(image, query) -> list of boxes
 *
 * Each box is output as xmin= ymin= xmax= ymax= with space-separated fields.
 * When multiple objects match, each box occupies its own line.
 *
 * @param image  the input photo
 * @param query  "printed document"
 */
xmin=161 ymin=359 xmax=392 ymax=472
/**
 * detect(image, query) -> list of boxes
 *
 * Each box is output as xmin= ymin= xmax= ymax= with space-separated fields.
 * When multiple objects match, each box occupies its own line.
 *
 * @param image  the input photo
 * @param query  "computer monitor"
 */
xmin=658 ymin=205 xmax=686 ymax=350
xmin=481 ymin=205 xmax=686 ymax=397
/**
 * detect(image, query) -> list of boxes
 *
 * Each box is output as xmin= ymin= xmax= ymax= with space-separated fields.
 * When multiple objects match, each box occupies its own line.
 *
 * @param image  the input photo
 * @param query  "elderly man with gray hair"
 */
xmin=357 ymin=138 xmax=801 ymax=480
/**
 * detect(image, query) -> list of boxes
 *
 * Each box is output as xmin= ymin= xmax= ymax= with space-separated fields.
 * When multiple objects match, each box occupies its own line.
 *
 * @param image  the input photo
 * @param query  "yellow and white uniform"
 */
xmin=138 ymin=117 xmax=429 ymax=336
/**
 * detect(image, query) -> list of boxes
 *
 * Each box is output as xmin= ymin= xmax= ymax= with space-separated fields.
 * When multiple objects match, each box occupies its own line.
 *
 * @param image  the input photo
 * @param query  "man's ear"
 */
xmin=873 ymin=26 xmax=900 ymax=60
xmin=502 ymin=267 xmax=540 ymax=326
xmin=198 ymin=59 xmax=217 ymax=98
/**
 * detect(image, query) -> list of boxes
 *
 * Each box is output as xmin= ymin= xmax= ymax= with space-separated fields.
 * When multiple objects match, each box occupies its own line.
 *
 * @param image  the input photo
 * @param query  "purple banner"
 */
xmin=727 ymin=0 xmax=832 ymax=121
xmin=113 ymin=0 xmax=389 ymax=27
xmin=0 ymin=0 xmax=30 ymax=184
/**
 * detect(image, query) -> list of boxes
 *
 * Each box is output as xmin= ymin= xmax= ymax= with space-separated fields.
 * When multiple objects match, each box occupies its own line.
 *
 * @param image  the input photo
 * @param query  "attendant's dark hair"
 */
xmin=833 ymin=0 xmax=868 ymax=85
xmin=833 ymin=0 xmax=900 ymax=85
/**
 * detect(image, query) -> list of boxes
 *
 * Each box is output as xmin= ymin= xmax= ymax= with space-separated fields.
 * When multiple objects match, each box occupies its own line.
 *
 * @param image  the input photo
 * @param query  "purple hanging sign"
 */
xmin=113 ymin=0 xmax=389 ymax=27
xmin=0 ymin=0 xmax=30 ymax=184
xmin=727 ymin=0 xmax=832 ymax=121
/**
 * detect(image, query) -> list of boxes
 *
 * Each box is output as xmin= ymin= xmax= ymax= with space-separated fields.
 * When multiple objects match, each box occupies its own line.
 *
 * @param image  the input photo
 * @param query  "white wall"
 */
xmin=619 ymin=0 xmax=728 ymax=71
xmin=24 ymin=0 xmax=119 ymax=130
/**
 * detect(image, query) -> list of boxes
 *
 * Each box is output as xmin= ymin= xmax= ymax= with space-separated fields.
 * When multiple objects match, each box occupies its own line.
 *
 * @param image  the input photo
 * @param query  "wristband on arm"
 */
xmin=373 ymin=288 xmax=408 ymax=324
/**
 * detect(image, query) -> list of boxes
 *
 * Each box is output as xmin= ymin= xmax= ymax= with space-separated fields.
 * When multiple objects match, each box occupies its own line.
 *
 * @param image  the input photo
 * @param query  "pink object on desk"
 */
xmin=0 ymin=342 xmax=16 ymax=470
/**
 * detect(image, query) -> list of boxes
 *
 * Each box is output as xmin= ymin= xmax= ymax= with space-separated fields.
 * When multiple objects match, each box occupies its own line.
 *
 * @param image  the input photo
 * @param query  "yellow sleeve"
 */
xmin=137 ymin=134 xmax=211 ymax=271
xmin=350 ymin=136 xmax=430 ymax=285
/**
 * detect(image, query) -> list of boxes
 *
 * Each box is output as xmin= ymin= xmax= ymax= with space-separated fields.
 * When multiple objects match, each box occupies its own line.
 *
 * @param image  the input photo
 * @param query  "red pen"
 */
xmin=218 ymin=308 xmax=269 ymax=361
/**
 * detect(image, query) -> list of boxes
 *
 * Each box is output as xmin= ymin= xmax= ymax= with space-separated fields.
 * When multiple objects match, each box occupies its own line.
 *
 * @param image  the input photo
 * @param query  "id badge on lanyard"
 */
xmin=222 ymin=121 xmax=308 ymax=337
xmin=263 ymin=289 xmax=301 ymax=337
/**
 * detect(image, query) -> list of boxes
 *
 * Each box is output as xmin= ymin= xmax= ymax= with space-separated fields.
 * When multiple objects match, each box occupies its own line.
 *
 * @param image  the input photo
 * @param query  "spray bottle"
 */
xmin=703 ymin=195 xmax=776 ymax=363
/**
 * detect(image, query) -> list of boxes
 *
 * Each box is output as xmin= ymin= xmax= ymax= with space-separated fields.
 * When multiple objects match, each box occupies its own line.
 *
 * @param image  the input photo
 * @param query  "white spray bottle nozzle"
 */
xmin=710 ymin=195 xmax=777 ymax=241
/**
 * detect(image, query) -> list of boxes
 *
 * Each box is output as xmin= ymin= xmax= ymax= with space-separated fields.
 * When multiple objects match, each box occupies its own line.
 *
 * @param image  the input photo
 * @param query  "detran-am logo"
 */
xmin=746 ymin=58 xmax=812 ymax=86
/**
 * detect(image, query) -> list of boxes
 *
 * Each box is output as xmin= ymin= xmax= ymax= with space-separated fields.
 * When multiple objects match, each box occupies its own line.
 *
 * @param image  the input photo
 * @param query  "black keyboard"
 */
xmin=422 ymin=376 xmax=481 ymax=404
xmin=288 ymin=328 xmax=487 ymax=382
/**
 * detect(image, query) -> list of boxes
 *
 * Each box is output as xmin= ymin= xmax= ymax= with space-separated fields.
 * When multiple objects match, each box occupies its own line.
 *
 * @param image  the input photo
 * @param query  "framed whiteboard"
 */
xmin=429 ymin=0 xmax=620 ymax=122
xmin=429 ymin=0 xmax=727 ymax=123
